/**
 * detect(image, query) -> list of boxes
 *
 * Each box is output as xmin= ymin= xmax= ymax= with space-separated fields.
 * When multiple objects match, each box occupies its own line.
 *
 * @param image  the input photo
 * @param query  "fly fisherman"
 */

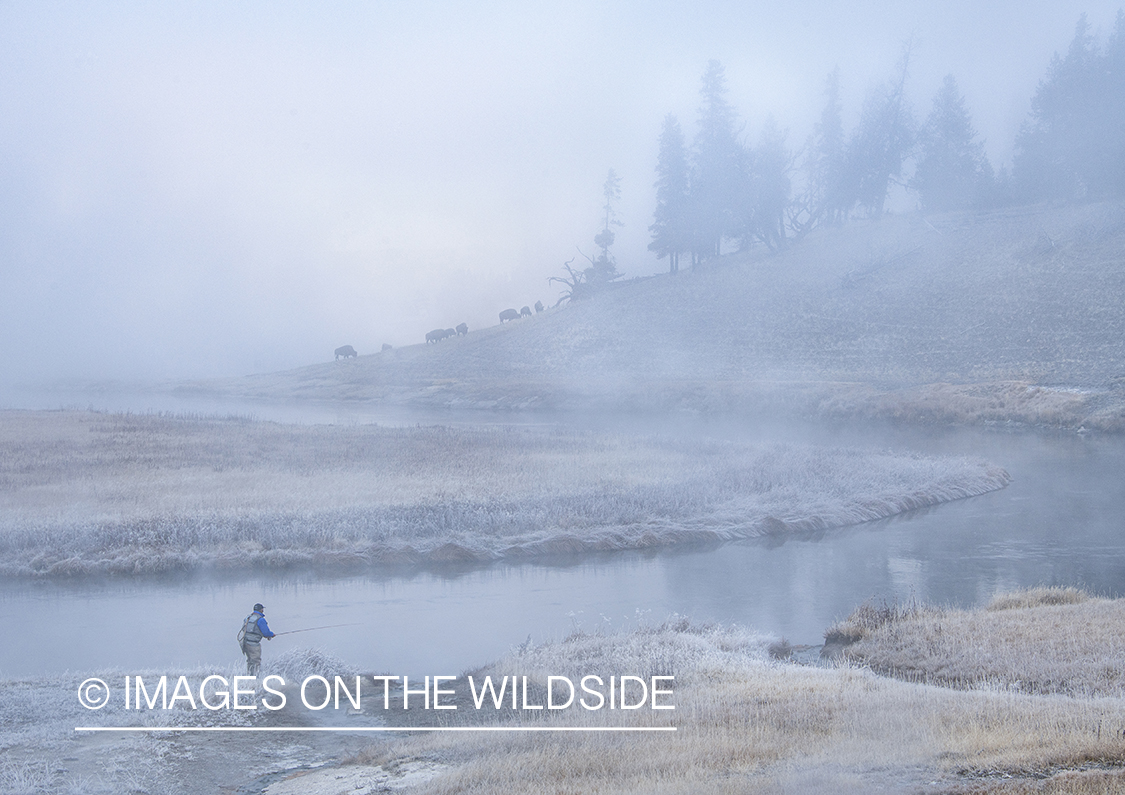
xmin=238 ymin=603 xmax=276 ymax=676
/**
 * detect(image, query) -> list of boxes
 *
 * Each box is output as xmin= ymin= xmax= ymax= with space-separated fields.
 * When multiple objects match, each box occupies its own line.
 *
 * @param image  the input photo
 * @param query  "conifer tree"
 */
xmin=649 ymin=114 xmax=690 ymax=273
xmin=1014 ymin=14 xmax=1104 ymax=200
xmin=910 ymin=75 xmax=990 ymax=211
xmin=690 ymin=60 xmax=743 ymax=263
xmin=845 ymin=45 xmax=915 ymax=217
xmin=809 ymin=69 xmax=850 ymax=225
xmin=789 ymin=70 xmax=850 ymax=237
xmin=590 ymin=168 xmax=623 ymax=283
xmin=1105 ymin=11 xmax=1125 ymax=196
xmin=550 ymin=170 xmax=623 ymax=302
xmin=743 ymin=118 xmax=791 ymax=251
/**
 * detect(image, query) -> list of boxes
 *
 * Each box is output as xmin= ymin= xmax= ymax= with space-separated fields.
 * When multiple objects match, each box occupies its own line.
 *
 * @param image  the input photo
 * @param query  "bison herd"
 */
xmin=334 ymin=300 xmax=547 ymax=360
xmin=500 ymin=301 xmax=544 ymax=323
xmin=426 ymin=322 xmax=469 ymax=344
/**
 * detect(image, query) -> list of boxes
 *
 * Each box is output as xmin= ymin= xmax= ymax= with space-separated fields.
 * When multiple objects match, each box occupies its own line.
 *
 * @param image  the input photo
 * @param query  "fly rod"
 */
xmin=271 ymin=623 xmax=362 ymax=637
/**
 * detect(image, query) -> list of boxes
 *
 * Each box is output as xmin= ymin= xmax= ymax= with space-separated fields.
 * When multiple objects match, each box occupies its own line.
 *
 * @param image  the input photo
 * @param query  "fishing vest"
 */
xmin=241 ymin=612 xmax=264 ymax=645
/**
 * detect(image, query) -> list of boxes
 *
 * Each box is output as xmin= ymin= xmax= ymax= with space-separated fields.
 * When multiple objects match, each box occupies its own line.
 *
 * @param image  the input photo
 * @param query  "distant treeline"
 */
xmin=647 ymin=12 xmax=1125 ymax=271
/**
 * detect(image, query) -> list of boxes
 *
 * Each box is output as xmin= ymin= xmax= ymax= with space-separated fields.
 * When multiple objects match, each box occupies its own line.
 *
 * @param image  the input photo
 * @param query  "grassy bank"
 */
xmin=307 ymin=592 xmax=1125 ymax=794
xmin=834 ymin=587 xmax=1125 ymax=699
xmin=0 ymin=410 xmax=1009 ymax=577
xmin=5 ymin=592 xmax=1122 ymax=793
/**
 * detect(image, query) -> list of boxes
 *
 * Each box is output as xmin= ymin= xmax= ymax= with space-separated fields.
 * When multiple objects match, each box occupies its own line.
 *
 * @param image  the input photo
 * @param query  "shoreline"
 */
xmin=8 ymin=590 xmax=1123 ymax=794
xmin=163 ymin=202 xmax=1125 ymax=437
xmin=0 ymin=409 xmax=1010 ymax=579
xmin=170 ymin=377 xmax=1125 ymax=435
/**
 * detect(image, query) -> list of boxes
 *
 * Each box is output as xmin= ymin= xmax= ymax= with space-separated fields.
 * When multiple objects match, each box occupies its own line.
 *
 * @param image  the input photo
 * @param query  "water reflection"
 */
xmin=1 ymin=392 xmax=1123 ymax=678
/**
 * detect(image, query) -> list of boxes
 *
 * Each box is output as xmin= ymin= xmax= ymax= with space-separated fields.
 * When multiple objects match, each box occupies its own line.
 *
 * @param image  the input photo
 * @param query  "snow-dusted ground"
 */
xmin=7 ymin=588 xmax=1124 ymax=793
xmin=260 ymin=759 xmax=446 ymax=794
xmin=0 ymin=411 xmax=1009 ymax=576
xmin=0 ymin=648 xmax=372 ymax=795
xmin=0 ymin=623 xmax=776 ymax=795
xmin=5 ymin=204 xmax=1122 ymax=792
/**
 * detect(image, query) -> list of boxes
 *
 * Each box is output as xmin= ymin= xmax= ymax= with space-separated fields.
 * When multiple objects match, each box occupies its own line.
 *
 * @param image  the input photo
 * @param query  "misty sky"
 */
xmin=1 ymin=1 xmax=1121 ymax=384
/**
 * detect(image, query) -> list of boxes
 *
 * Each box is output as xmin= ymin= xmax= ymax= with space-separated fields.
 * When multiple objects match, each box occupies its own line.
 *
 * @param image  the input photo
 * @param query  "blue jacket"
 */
xmin=242 ymin=611 xmax=276 ymax=642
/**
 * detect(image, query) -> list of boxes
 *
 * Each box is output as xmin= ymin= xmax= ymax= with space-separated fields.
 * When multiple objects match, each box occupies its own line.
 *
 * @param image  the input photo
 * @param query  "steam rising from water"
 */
xmin=1 ymin=0 xmax=1119 ymax=385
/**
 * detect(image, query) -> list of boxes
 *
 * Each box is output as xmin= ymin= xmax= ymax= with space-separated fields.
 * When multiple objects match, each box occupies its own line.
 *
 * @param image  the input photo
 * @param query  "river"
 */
xmin=2 ymin=391 xmax=1123 ymax=679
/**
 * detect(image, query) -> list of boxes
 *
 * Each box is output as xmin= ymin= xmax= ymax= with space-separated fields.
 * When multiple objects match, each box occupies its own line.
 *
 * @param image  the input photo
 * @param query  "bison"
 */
xmin=426 ymin=328 xmax=451 ymax=344
xmin=499 ymin=308 xmax=520 ymax=323
xmin=334 ymin=345 xmax=357 ymax=360
xmin=456 ymin=322 xmax=468 ymax=336
xmin=520 ymin=306 xmax=532 ymax=317
xmin=534 ymin=300 xmax=544 ymax=313
xmin=381 ymin=343 xmax=393 ymax=352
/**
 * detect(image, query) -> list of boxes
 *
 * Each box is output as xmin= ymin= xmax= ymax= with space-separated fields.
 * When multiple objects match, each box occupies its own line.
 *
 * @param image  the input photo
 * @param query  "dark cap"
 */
xmin=253 ymin=603 xmax=265 ymax=612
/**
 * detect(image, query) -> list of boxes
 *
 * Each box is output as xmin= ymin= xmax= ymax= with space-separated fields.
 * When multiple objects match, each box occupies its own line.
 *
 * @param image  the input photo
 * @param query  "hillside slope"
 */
xmin=181 ymin=203 xmax=1125 ymax=428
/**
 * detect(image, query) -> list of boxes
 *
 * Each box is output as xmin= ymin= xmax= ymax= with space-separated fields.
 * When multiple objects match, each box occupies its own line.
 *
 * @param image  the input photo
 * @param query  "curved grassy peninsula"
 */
xmin=330 ymin=591 xmax=1125 ymax=794
xmin=0 ymin=410 xmax=1010 ymax=576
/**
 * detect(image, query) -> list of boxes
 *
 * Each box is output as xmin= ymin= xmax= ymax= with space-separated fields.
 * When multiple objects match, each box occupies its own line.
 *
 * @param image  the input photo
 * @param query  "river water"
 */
xmin=2 ymin=391 xmax=1124 ymax=679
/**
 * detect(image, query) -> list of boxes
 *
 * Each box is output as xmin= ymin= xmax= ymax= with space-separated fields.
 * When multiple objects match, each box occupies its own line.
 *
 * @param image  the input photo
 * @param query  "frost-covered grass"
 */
xmin=838 ymin=588 xmax=1125 ymax=699
xmin=989 ymin=586 xmax=1089 ymax=611
xmin=944 ymin=771 xmax=1125 ymax=794
xmin=186 ymin=202 xmax=1125 ymax=430
xmin=0 ymin=410 xmax=1010 ymax=576
xmin=7 ymin=611 xmax=1124 ymax=794
xmin=342 ymin=617 xmax=1125 ymax=794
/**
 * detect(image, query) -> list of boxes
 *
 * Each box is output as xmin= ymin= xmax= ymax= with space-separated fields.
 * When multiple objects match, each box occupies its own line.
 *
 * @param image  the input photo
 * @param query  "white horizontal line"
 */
xmin=75 ymin=726 xmax=676 ymax=733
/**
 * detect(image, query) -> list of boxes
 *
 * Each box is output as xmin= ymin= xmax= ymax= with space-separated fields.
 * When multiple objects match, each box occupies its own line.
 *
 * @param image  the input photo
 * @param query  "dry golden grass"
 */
xmin=9 ymin=599 xmax=1121 ymax=793
xmin=949 ymin=770 xmax=1125 ymax=794
xmin=334 ymin=613 xmax=1125 ymax=794
xmin=841 ymin=588 xmax=1125 ymax=697
xmin=989 ymin=587 xmax=1089 ymax=611
xmin=857 ymin=382 xmax=1116 ymax=431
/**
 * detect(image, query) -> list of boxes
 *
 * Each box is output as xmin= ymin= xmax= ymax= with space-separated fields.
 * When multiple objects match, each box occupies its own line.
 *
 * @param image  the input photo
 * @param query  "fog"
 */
xmin=1 ymin=0 xmax=1119 ymax=384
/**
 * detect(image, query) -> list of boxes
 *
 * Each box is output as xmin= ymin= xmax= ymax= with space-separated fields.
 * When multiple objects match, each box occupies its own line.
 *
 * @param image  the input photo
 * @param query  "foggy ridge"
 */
xmin=181 ymin=202 xmax=1125 ymax=430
